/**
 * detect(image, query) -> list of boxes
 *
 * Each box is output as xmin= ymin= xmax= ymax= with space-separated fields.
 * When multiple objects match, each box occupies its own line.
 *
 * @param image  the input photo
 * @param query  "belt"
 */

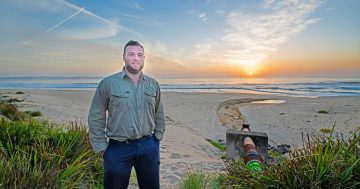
xmin=110 ymin=135 xmax=152 ymax=144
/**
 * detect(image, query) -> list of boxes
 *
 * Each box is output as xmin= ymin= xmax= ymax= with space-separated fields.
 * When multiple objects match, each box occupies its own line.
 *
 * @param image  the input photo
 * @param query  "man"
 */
xmin=88 ymin=40 xmax=165 ymax=189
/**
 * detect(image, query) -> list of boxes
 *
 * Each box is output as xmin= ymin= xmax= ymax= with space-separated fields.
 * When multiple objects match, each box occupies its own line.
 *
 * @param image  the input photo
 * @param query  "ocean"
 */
xmin=0 ymin=76 xmax=359 ymax=97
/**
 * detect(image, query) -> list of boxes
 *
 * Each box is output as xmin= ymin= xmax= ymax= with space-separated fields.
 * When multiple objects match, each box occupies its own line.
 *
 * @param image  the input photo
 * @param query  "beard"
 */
xmin=125 ymin=63 xmax=144 ymax=74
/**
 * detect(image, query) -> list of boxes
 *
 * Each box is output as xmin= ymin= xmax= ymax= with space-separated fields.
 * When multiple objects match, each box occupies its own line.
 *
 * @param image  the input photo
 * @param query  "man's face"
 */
xmin=123 ymin=45 xmax=145 ymax=74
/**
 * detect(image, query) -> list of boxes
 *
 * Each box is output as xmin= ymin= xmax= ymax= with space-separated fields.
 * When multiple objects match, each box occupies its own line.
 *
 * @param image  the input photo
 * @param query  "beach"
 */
xmin=1 ymin=90 xmax=360 ymax=187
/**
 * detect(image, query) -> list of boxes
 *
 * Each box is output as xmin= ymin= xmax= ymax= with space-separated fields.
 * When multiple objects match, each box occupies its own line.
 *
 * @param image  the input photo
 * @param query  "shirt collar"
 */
xmin=119 ymin=67 xmax=145 ymax=80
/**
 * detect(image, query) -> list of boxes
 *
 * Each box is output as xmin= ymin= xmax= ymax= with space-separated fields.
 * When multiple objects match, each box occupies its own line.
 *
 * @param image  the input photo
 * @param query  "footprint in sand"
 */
xmin=169 ymin=153 xmax=191 ymax=159
xmin=165 ymin=116 xmax=175 ymax=123
xmin=191 ymin=144 xmax=221 ymax=158
xmin=163 ymin=175 xmax=179 ymax=185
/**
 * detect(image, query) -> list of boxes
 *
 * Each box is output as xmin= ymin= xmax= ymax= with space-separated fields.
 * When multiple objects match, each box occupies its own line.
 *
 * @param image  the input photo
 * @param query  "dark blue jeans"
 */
xmin=103 ymin=135 xmax=160 ymax=189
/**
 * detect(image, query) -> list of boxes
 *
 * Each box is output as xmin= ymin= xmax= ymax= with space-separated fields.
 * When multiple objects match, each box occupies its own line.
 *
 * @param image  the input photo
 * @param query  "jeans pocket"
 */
xmin=103 ymin=143 xmax=111 ymax=159
xmin=153 ymin=136 xmax=160 ymax=149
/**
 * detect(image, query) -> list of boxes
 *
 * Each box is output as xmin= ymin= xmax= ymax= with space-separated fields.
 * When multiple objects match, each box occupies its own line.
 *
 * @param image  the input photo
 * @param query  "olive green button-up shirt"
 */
xmin=88 ymin=70 xmax=165 ymax=153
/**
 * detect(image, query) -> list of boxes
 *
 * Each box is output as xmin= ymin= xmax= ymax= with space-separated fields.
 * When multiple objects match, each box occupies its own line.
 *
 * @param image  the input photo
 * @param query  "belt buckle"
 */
xmin=125 ymin=138 xmax=134 ymax=144
xmin=125 ymin=138 xmax=140 ymax=144
xmin=125 ymin=135 xmax=150 ymax=144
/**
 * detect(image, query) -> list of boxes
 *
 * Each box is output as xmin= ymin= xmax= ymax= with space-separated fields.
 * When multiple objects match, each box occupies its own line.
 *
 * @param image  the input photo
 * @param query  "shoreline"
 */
xmin=1 ymin=87 xmax=360 ymax=98
xmin=1 ymin=89 xmax=360 ymax=187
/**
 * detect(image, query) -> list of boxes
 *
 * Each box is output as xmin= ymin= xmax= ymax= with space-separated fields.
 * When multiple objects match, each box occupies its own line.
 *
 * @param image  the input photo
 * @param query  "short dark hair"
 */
xmin=123 ymin=40 xmax=144 ymax=55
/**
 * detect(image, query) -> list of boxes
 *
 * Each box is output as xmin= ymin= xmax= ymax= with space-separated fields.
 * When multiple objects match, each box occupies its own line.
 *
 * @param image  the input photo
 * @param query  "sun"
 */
xmin=232 ymin=57 xmax=261 ymax=77
xmin=244 ymin=62 xmax=257 ymax=77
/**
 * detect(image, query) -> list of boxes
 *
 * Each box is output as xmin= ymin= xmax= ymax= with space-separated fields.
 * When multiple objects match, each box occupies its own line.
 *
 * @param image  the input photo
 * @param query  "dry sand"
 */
xmin=1 ymin=90 xmax=360 ymax=188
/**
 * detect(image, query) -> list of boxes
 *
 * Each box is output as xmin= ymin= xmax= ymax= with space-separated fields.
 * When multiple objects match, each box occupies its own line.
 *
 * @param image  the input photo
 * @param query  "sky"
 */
xmin=0 ymin=0 xmax=359 ymax=78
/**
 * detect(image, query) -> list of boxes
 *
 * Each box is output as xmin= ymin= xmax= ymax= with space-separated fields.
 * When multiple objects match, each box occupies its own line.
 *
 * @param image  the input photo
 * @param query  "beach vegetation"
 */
xmin=130 ymin=168 xmax=138 ymax=187
xmin=0 ymin=101 xmax=28 ymax=121
xmin=15 ymin=91 xmax=24 ymax=94
xmin=320 ymin=128 xmax=332 ymax=133
xmin=318 ymin=110 xmax=329 ymax=114
xmin=0 ymin=101 xmax=104 ymax=188
xmin=180 ymin=126 xmax=360 ymax=188
xmin=207 ymin=139 xmax=226 ymax=151
xmin=267 ymin=149 xmax=282 ymax=159
xmin=178 ymin=168 xmax=223 ymax=189
xmin=220 ymin=153 xmax=228 ymax=160
xmin=25 ymin=110 xmax=43 ymax=117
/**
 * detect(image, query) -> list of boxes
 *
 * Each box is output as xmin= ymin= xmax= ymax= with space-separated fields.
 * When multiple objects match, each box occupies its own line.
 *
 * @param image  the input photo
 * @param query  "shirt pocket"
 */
xmin=110 ymin=91 xmax=129 ymax=107
xmin=144 ymin=88 xmax=156 ymax=107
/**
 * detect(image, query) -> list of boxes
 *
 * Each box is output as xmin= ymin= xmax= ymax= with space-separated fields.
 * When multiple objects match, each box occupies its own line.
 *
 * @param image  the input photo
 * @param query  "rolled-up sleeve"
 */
xmin=154 ymin=82 xmax=165 ymax=140
xmin=88 ymin=80 xmax=109 ymax=153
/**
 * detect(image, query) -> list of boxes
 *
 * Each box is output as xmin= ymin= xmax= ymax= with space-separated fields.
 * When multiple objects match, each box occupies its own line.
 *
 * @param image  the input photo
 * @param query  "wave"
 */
xmin=1 ymin=77 xmax=359 ymax=97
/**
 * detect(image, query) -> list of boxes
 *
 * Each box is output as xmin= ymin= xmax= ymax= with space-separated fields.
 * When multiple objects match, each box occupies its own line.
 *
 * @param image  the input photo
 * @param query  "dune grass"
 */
xmin=177 ymin=168 xmax=224 ymax=189
xmin=320 ymin=128 xmax=332 ymax=133
xmin=0 ymin=101 xmax=104 ymax=188
xmin=180 ymin=126 xmax=360 ymax=188
xmin=0 ymin=101 xmax=28 ymax=121
xmin=25 ymin=110 xmax=43 ymax=117
xmin=207 ymin=139 xmax=226 ymax=151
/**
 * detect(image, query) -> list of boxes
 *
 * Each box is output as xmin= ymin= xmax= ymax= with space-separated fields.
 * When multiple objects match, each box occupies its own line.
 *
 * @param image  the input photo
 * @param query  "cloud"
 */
xmin=0 ymin=33 xmax=123 ymax=76
xmin=6 ymin=0 xmax=68 ymax=12
xmin=222 ymin=0 xmax=323 ymax=65
xmin=198 ymin=12 xmax=208 ymax=21
xmin=45 ymin=7 xmax=85 ymax=33
xmin=263 ymin=0 xmax=277 ymax=8
xmin=143 ymin=41 xmax=189 ymax=66
xmin=123 ymin=2 xmax=145 ymax=12
xmin=194 ymin=39 xmax=218 ymax=56
xmin=203 ymin=0 xmax=213 ymax=5
xmin=216 ymin=10 xmax=227 ymax=16
xmin=115 ymin=12 xmax=165 ymax=29
xmin=10 ymin=0 xmax=143 ymax=44
xmin=187 ymin=10 xmax=208 ymax=21
xmin=132 ymin=2 xmax=145 ymax=12
xmin=53 ymin=0 xmax=123 ymax=39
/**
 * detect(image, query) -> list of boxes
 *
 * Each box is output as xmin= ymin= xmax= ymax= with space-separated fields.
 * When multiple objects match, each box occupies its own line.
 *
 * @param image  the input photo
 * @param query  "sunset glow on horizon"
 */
xmin=0 ymin=0 xmax=359 ymax=78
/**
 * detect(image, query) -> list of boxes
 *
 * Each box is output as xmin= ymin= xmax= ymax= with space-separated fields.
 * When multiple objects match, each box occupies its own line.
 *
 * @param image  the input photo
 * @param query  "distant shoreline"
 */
xmin=1 ymin=76 xmax=360 ymax=97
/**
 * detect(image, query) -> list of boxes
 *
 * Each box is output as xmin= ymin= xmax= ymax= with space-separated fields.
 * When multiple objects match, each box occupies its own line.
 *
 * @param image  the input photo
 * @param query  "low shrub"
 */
xmin=0 ymin=102 xmax=27 ymax=121
xmin=318 ymin=110 xmax=329 ymax=114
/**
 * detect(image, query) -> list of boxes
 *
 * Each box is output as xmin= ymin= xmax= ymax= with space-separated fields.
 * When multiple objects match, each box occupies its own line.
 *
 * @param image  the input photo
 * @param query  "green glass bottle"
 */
xmin=246 ymin=160 xmax=263 ymax=172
